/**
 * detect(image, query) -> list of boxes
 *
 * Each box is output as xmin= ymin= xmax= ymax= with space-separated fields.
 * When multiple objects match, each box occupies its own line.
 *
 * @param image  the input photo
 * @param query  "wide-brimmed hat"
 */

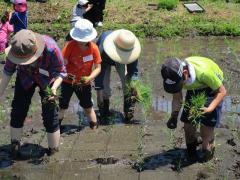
xmin=161 ymin=57 xmax=184 ymax=94
xmin=78 ymin=0 xmax=88 ymax=6
xmin=14 ymin=0 xmax=27 ymax=12
xmin=103 ymin=29 xmax=141 ymax=64
xmin=70 ymin=18 xmax=97 ymax=42
xmin=5 ymin=29 xmax=45 ymax=65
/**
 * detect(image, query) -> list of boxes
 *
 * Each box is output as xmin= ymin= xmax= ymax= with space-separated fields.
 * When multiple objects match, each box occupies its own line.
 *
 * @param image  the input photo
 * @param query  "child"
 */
xmin=161 ymin=56 xmax=226 ymax=162
xmin=59 ymin=19 xmax=101 ymax=132
xmin=0 ymin=11 xmax=13 ymax=54
xmin=10 ymin=0 xmax=28 ymax=33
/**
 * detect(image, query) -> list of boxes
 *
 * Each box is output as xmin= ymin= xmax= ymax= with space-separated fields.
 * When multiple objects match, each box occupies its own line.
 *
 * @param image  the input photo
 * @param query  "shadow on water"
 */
xmin=133 ymin=148 xmax=199 ymax=172
xmin=0 ymin=143 xmax=46 ymax=169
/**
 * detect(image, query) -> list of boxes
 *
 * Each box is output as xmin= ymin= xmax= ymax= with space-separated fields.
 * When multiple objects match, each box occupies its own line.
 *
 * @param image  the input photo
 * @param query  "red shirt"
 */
xmin=62 ymin=41 xmax=102 ymax=84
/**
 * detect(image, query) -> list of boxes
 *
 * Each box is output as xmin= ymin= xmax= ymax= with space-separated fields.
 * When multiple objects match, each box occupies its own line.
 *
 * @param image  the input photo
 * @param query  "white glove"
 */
xmin=0 ymin=73 xmax=11 ymax=97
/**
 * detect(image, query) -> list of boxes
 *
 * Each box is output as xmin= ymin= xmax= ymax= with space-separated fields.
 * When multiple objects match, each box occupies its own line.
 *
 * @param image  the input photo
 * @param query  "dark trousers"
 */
xmin=84 ymin=0 xmax=106 ymax=24
xmin=10 ymin=75 xmax=59 ymax=133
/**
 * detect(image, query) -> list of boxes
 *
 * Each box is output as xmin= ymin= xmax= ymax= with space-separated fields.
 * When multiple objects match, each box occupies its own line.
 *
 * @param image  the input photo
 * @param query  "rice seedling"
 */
xmin=42 ymin=86 xmax=61 ymax=107
xmin=135 ymin=125 xmax=145 ymax=172
xmin=0 ymin=104 xmax=6 ymax=123
xmin=184 ymin=92 xmax=207 ymax=127
xmin=125 ymin=80 xmax=152 ymax=116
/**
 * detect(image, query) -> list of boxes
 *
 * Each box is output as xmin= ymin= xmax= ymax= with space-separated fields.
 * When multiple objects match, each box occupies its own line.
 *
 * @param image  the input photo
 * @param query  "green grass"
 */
xmin=1 ymin=0 xmax=240 ymax=39
xmin=157 ymin=0 xmax=179 ymax=10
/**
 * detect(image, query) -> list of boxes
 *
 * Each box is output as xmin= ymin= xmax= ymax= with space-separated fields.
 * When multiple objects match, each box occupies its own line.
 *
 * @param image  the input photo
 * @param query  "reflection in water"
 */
xmin=153 ymin=96 xmax=240 ymax=114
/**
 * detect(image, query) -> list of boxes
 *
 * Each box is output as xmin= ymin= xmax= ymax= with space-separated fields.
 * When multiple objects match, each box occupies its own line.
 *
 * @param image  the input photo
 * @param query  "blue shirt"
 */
xmin=4 ymin=35 xmax=67 ymax=90
xmin=10 ymin=11 xmax=28 ymax=33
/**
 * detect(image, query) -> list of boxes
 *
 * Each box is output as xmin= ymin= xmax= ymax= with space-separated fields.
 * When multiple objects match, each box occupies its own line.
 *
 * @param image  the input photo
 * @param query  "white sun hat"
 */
xmin=70 ymin=18 xmax=97 ymax=42
xmin=78 ymin=0 xmax=88 ymax=6
xmin=103 ymin=29 xmax=141 ymax=64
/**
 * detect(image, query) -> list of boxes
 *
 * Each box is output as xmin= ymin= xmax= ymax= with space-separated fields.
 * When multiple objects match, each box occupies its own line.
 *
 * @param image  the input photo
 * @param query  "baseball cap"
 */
xmin=161 ymin=57 xmax=184 ymax=93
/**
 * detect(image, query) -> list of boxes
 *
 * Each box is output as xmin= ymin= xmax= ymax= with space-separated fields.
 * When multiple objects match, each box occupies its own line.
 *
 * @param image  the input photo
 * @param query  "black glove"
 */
xmin=167 ymin=111 xmax=179 ymax=129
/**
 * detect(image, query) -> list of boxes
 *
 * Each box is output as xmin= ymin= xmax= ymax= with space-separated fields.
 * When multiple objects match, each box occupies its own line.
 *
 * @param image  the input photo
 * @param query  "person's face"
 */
xmin=182 ymin=69 xmax=189 ymax=84
xmin=77 ymin=41 xmax=88 ymax=47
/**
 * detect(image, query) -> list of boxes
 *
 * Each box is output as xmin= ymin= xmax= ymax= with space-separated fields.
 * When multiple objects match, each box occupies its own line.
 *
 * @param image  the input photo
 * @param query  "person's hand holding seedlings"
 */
xmin=48 ymin=76 xmax=63 ymax=101
xmin=80 ymin=76 xmax=90 ymax=85
xmin=200 ymin=84 xmax=226 ymax=114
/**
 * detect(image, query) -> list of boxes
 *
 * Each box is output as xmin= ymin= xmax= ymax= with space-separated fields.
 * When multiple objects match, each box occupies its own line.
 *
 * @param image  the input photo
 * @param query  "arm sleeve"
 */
xmin=3 ymin=59 xmax=17 ymax=76
xmin=126 ymin=60 xmax=139 ymax=80
xmin=201 ymin=72 xmax=222 ymax=91
xmin=9 ymin=13 xmax=16 ymax=25
xmin=7 ymin=22 xmax=14 ymax=33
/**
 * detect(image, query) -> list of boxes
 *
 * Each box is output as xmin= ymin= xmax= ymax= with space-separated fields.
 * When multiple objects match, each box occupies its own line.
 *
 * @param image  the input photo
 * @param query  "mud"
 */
xmin=0 ymin=37 xmax=240 ymax=179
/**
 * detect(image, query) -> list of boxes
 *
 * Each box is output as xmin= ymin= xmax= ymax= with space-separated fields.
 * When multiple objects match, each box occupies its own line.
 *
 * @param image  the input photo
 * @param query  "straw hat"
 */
xmin=103 ymin=29 xmax=141 ymax=64
xmin=70 ymin=19 xmax=97 ymax=42
xmin=5 ymin=29 xmax=45 ymax=65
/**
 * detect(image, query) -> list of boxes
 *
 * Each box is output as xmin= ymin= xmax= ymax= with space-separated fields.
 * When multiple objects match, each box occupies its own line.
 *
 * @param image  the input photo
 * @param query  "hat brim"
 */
xmin=103 ymin=30 xmax=141 ymax=64
xmin=70 ymin=28 xmax=97 ymax=42
xmin=5 ymin=33 xmax=45 ymax=65
xmin=163 ymin=80 xmax=183 ymax=94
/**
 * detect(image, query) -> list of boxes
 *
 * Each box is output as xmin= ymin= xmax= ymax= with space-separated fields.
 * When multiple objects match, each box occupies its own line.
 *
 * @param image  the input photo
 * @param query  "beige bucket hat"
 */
xmin=103 ymin=29 xmax=141 ymax=64
xmin=5 ymin=29 xmax=45 ymax=65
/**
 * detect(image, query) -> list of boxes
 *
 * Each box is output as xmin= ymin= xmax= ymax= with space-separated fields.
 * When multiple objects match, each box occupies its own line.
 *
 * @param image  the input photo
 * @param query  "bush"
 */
xmin=157 ymin=0 xmax=179 ymax=10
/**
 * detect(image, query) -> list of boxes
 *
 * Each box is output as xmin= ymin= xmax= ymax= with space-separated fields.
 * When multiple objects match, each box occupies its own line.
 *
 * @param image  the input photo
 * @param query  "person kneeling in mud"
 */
xmin=59 ymin=19 xmax=101 ymax=132
xmin=161 ymin=56 xmax=226 ymax=162
xmin=95 ymin=29 xmax=141 ymax=124
xmin=0 ymin=29 xmax=67 ymax=158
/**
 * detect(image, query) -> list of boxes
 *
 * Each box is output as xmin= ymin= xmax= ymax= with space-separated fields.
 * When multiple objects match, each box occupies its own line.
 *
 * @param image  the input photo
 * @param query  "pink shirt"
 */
xmin=0 ymin=22 xmax=13 ymax=42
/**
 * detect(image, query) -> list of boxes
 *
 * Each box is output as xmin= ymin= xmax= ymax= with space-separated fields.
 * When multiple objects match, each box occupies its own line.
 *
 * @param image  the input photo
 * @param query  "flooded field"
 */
xmin=0 ymin=37 xmax=240 ymax=179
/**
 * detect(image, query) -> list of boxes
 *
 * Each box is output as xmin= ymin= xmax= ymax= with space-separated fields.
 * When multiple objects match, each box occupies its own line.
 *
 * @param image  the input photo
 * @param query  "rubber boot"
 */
xmin=186 ymin=141 xmax=198 ymax=162
xmin=98 ymin=99 xmax=110 ymax=125
xmin=46 ymin=130 xmax=60 ymax=156
xmin=10 ymin=127 xmax=23 ymax=159
xmin=103 ymin=99 xmax=110 ymax=116
xmin=200 ymin=147 xmax=215 ymax=163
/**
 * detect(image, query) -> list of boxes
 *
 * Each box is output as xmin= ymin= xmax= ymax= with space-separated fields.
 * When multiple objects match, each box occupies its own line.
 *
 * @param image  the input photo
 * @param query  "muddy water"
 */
xmin=1 ymin=37 xmax=240 ymax=180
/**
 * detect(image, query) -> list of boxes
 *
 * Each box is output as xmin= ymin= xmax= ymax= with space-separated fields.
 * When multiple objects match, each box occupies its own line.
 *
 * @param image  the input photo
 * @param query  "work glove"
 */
xmin=166 ymin=111 xmax=179 ymax=129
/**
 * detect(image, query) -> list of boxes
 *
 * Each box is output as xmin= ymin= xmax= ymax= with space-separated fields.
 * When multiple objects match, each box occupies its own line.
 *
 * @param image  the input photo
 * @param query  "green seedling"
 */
xmin=0 ymin=104 xmax=6 ymax=123
xmin=42 ymin=86 xmax=61 ymax=107
xmin=135 ymin=125 xmax=145 ymax=172
xmin=80 ymin=76 xmax=88 ymax=84
xmin=184 ymin=92 xmax=207 ymax=127
xmin=125 ymin=80 xmax=152 ymax=115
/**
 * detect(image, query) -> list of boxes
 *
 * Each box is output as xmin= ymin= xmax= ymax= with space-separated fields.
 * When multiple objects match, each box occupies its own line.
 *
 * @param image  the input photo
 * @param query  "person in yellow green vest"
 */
xmin=161 ymin=56 xmax=227 ymax=162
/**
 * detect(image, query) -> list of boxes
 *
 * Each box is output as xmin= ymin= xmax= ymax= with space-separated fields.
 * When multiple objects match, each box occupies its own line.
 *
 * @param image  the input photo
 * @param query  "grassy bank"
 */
xmin=0 ymin=0 xmax=240 ymax=39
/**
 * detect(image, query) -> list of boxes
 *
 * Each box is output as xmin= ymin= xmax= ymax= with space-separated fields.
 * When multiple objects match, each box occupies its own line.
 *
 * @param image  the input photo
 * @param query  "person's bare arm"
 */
xmin=202 ymin=84 xmax=226 ymax=113
xmin=83 ymin=63 xmax=101 ymax=84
